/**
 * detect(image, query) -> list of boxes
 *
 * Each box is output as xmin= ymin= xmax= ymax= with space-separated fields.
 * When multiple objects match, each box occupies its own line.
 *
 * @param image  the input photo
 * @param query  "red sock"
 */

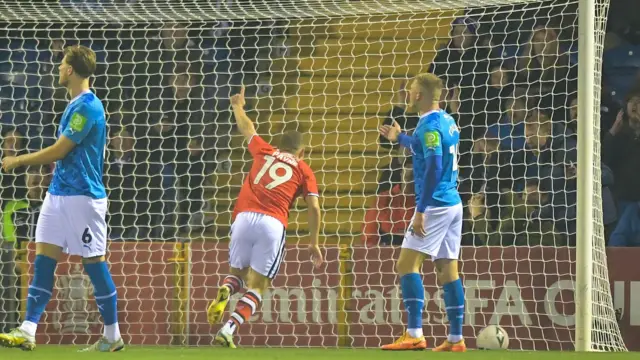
xmin=226 ymin=290 xmax=261 ymax=334
xmin=221 ymin=275 xmax=244 ymax=296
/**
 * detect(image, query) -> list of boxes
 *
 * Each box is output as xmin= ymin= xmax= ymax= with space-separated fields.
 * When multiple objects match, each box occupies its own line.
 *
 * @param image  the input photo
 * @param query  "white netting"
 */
xmin=0 ymin=0 xmax=626 ymax=352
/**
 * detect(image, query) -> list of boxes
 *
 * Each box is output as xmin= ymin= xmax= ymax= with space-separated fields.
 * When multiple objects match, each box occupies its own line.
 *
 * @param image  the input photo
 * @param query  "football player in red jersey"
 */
xmin=208 ymin=86 xmax=323 ymax=348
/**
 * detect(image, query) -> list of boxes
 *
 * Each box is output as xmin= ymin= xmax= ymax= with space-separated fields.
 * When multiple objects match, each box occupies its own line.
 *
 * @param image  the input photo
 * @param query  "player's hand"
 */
xmin=412 ymin=213 xmax=427 ymax=238
xmin=610 ymin=109 xmax=625 ymax=135
xmin=379 ymin=120 xmax=402 ymax=143
xmin=1 ymin=156 xmax=21 ymax=172
xmin=308 ymin=244 xmax=324 ymax=268
xmin=230 ymin=85 xmax=246 ymax=108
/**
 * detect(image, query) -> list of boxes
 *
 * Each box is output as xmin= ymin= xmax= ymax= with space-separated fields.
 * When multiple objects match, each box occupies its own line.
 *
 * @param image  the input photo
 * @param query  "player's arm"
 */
xmin=379 ymin=120 xmax=414 ymax=150
xmin=230 ymin=86 xmax=257 ymax=141
xmin=302 ymin=167 xmax=323 ymax=267
xmin=12 ymin=136 xmax=77 ymax=167
xmin=306 ymin=195 xmax=321 ymax=247
xmin=4 ymin=107 xmax=95 ymax=170
xmin=417 ymin=127 xmax=445 ymax=214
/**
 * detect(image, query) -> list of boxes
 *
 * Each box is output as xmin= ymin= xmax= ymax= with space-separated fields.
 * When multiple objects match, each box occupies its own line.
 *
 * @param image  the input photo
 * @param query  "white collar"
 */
xmin=69 ymin=90 xmax=92 ymax=105
xmin=419 ymin=109 xmax=440 ymax=119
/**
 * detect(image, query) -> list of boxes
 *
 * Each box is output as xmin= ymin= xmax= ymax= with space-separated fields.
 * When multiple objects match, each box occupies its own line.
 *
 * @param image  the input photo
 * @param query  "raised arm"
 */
xmin=230 ymin=86 xmax=257 ymax=141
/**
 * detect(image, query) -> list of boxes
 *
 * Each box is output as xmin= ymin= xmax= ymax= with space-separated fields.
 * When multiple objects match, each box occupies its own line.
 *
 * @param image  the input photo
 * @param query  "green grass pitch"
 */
xmin=0 ymin=347 xmax=636 ymax=360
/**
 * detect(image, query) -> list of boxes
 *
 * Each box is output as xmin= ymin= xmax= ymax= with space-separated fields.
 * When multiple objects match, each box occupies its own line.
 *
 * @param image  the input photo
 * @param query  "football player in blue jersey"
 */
xmin=0 ymin=45 xmax=123 ymax=352
xmin=379 ymin=73 xmax=466 ymax=352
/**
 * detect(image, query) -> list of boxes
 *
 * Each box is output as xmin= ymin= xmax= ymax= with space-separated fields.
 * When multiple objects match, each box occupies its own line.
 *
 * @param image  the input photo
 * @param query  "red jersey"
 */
xmin=233 ymin=135 xmax=319 ymax=227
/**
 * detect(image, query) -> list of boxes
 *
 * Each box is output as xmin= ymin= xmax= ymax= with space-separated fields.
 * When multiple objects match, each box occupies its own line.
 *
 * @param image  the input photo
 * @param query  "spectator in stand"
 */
xmin=362 ymin=160 xmax=415 ymax=246
xmin=482 ymin=63 xmax=515 ymax=128
xmin=377 ymin=81 xmax=419 ymax=195
xmin=465 ymin=178 xmax=565 ymax=246
xmin=514 ymin=25 xmax=578 ymax=123
xmin=609 ymin=202 xmax=640 ymax=247
xmin=485 ymin=88 xmax=528 ymax=152
xmin=511 ymin=108 xmax=576 ymax=190
xmin=602 ymin=92 xmax=640 ymax=214
xmin=106 ymin=127 xmax=163 ymax=239
xmin=176 ymin=135 xmax=214 ymax=234
xmin=1 ymin=165 xmax=51 ymax=248
xmin=430 ymin=17 xmax=494 ymax=143
xmin=0 ymin=127 xmax=27 ymax=207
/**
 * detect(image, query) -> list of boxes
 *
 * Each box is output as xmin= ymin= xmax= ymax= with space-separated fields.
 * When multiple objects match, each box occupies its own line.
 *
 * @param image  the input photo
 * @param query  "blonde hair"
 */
xmin=414 ymin=73 xmax=443 ymax=102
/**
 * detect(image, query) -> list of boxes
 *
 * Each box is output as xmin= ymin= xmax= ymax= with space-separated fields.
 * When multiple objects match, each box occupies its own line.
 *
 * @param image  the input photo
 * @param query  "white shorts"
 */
xmin=229 ymin=212 xmax=286 ymax=280
xmin=36 ymin=193 xmax=108 ymax=258
xmin=402 ymin=203 xmax=463 ymax=260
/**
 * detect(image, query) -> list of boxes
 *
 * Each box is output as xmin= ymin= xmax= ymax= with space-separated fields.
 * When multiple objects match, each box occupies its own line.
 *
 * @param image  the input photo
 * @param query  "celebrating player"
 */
xmin=0 ymin=45 xmax=124 ymax=352
xmin=379 ymin=73 xmax=466 ymax=352
xmin=207 ymin=86 xmax=324 ymax=348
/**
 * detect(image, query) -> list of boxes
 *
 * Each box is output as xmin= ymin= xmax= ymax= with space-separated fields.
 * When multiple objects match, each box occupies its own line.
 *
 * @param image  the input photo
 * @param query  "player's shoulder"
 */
xmin=424 ymin=110 xmax=456 ymax=131
xmin=297 ymin=159 xmax=314 ymax=174
xmin=75 ymin=93 xmax=105 ymax=115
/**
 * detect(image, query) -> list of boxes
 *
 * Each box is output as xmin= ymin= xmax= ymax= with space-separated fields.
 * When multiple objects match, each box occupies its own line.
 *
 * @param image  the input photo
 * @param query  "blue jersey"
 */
xmin=48 ymin=91 xmax=107 ymax=199
xmin=411 ymin=109 xmax=461 ymax=209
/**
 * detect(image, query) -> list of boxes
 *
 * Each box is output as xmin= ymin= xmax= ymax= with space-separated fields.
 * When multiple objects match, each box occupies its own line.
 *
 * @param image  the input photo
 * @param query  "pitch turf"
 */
xmin=0 ymin=347 xmax=636 ymax=360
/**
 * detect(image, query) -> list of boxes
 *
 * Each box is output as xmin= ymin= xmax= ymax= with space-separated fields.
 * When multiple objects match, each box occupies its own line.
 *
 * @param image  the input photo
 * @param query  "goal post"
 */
xmin=575 ymin=0 xmax=596 ymax=352
xmin=0 ymin=0 xmax=629 ymax=351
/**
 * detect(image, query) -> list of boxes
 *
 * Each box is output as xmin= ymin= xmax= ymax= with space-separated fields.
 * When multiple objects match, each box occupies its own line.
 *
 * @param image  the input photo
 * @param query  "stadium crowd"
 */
xmin=363 ymin=2 xmax=640 ymax=247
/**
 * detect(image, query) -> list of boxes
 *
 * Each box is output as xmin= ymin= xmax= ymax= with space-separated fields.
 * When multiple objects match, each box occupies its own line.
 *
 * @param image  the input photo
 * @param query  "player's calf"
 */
xmin=216 ymin=269 xmax=269 ymax=348
xmin=208 ymin=273 xmax=245 ymax=324
xmin=83 ymin=257 xmax=122 ymax=345
xmin=435 ymin=259 xmax=465 ymax=345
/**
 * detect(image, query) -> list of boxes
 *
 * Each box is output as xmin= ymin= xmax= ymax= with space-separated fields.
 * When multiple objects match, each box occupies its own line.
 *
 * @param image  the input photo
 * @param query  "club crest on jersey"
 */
xmin=70 ymin=113 xmax=87 ymax=132
xmin=424 ymin=131 xmax=440 ymax=149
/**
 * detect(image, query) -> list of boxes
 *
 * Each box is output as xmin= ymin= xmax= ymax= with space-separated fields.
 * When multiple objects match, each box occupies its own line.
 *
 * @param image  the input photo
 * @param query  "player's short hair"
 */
xmin=414 ymin=73 xmax=443 ymax=101
xmin=63 ymin=45 xmax=96 ymax=78
xmin=279 ymin=130 xmax=304 ymax=153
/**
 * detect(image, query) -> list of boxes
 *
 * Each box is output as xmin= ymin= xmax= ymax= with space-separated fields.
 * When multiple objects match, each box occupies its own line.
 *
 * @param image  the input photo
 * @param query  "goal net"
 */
xmin=0 ymin=0 xmax=627 ymax=351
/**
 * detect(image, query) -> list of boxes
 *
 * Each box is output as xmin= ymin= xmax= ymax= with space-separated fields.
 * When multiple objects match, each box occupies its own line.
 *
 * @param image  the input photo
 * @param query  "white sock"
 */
xmin=448 ymin=334 xmax=463 ymax=343
xmin=220 ymin=322 xmax=233 ymax=335
xmin=104 ymin=323 xmax=121 ymax=343
xmin=407 ymin=328 xmax=423 ymax=338
xmin=19 ymin=321 xmax=37 ymax=338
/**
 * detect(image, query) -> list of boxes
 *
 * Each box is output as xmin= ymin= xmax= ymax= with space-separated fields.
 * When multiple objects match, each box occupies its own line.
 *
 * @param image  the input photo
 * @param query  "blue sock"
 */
xmin=84 ymin=262 xmax=118 ymax=326
xmin=400 ymin=273 xmax=424 ymax=335
xmin=443 ymin=278 xmax=465 ymax=341
xmin=25 ymin=255 xmax=57 ymax=325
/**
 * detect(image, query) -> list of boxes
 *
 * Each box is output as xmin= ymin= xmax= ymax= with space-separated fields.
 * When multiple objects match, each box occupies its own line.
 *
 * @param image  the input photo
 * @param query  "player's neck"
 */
xmin=418 ymin=103 xmax=440 ymax=117
xmin=67 ymin=80 xmax=90 ymax=101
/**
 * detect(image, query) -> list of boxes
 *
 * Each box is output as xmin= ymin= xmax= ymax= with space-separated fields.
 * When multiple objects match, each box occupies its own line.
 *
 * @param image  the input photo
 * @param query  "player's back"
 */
xmin=49 ymin=91 xmax=107 ymax=199
xmin=233 ymin=135 xmax=318 ymax=228
xmin=417 ymin=109 xmax=461 ymax=207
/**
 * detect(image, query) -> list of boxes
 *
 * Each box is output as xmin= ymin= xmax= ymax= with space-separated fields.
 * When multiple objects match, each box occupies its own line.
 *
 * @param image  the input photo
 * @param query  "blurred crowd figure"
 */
xmin=365 ymin=1 xmax=640 ymax=247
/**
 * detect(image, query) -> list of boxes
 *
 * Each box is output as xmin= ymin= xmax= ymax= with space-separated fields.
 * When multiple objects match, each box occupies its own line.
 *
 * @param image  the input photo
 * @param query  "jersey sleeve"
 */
xmin=62 ymin=104 xmax=95 ymax=144
xmin=247 ymin=134 xmax=274 ymax=157
xmin=301 ymin=164 xmax=319 ymax=197
xmin=419 ymin=121 xmax=444 ymax=158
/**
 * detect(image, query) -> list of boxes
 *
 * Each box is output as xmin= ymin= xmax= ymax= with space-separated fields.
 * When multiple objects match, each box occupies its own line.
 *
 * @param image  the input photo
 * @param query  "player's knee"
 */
xmin=82 ymin=255 xmax=106 ymax=264
xmin=396 ymin=249 xmax=423 ymax=275
xmin=434 ymin=259 xmax=459 ymax=284
xmin=245 ymin=268 xmax=271 ymax=294
xmin=35 ymin=242 xmax=64 ymax=262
